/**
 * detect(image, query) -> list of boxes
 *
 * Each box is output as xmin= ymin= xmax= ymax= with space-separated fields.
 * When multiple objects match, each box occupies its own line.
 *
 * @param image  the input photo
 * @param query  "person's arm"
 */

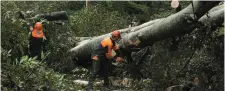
xmin=106 ymin=44 xmax=113 ymax=59
xmin=29 ymin=26 xmax=34 ymax=32
xmin=113 ymin=45 xmax=120 ymax=58
xmin=113 ymin=45 xmax=123 ymax=62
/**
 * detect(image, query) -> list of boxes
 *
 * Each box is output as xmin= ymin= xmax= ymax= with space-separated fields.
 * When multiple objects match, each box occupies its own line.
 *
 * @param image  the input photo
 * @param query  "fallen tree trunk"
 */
xmin=69 ymin=1 xmax=221 ymax=67
xmin=29 ymin=11 xmax=68 ymax=21
xmin=69 ymin=19 xmax=160 ymax=66
xmin=119 ymin=1 xmax=220 ymax=48
xmin=18 ymin=11 xmax=69 ymax=21
xmin=199 ymin=5 xmax=224 ymax=27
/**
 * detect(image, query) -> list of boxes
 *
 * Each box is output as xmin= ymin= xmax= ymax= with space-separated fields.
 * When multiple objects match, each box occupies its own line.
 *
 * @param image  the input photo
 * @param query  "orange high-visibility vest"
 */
xmin=91 ymin=37 xmax=119 ymax=60
xmin=32 ymin=29 xmax=44 ymax=38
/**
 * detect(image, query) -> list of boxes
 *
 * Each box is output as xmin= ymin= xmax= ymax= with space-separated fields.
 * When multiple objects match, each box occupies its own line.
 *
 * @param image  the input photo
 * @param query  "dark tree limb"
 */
xmin=29 ymin=11 xmax=68 ymax=21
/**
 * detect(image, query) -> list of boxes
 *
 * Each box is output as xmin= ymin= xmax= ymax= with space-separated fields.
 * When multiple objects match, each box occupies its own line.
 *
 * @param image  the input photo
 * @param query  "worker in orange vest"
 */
xmin=87 ymin=30 xmax=123 ymax=90
xmin=29 ymin=22 xmax=46 ymax=61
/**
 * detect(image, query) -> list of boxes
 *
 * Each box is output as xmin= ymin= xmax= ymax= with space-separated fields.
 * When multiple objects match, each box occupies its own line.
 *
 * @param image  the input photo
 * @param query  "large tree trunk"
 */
xmin=69 ymin=18 xmax=160 ymax=66
xmin=69 ymin=1 xmax=222 ymax=67
xmin=199 ymin=4 xmax=224 ymax=27
xmin=18 ymin=11 xmax=69 ymax=21
xmin=119 ymin=1 xmax=220 ymax=48
xmin=30 ymin=11 xmax=68 ymax=21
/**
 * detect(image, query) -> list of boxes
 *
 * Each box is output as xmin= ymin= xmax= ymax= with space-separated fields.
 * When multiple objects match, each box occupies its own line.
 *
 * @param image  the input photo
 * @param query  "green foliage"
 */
xmin=70 ymin=4 xmax=129 ymax=37
xmin=1 ymin=10 xmax=29 ymax=60
xmin=1 ymin=1 xmax=70 ymax=13
xmin=1 ymin=1 xmax=76 ymax=72
xmin=1 ymin=55 xmax=81 ymax=91
xmin=72 ymin=67 xmax=89 ymax=79
xmin=1 ymin=1 xmax=223 ymax=91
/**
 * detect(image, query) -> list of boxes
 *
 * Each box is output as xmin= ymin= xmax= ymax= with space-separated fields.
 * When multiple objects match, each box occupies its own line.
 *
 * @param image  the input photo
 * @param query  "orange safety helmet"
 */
xmin=32 ymin=22 xmax=44 ymax=38
xmin=111 ymin=30 xmax=121 ymax=39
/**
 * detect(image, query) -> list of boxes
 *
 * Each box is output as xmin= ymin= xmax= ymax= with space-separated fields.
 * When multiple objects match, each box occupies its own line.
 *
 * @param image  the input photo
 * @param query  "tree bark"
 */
xmin=119 ymin=1 xmax=220 ymax=48
xmin=69 ymin=1 xmax=221 ymax=66
xmin=29 ymin=11 xmax=68 ymax=21
xmin=199 ymin=5 xmax=224 ymax=27
xmin=69 ymin=19 xmax=160 ymax=63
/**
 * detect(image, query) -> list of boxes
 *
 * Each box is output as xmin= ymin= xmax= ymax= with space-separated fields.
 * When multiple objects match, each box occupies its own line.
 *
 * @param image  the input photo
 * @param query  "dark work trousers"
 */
xmin=30 ymin=37 xmax=43 ymax=61
xmin=88 ymin=55 xmax=110 ymax=89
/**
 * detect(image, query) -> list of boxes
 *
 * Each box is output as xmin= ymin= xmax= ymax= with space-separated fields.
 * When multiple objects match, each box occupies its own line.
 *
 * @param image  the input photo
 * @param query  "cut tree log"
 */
xmin=18 ymin=11 xmax=69 ymax=21
xmin=69 ymin=1 xmax=222 ymax=67
xmin=29 ymin=11 xmax=68 ymax=21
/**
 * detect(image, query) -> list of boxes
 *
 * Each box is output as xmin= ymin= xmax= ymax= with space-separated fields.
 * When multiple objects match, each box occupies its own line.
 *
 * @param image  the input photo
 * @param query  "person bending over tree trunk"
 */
xmin=87 ymin=30 xmax=123 ymax=91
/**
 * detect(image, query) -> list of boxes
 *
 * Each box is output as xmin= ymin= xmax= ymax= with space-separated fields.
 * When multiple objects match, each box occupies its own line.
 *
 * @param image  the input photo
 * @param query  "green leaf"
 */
xmin=41 ymin=50 xmax=44 ymax=59
xmin=30 ymin=61 xmax=39 ymax=65
xmin=59 ymin=75 xmax=64 ymax=81
xmin=28 ymin=57 xmax=33 ymax=62
xmin=32 ymin=56 xmax=38 ymax=60
xmin=20 ymin=55 xmax=28 ymax=64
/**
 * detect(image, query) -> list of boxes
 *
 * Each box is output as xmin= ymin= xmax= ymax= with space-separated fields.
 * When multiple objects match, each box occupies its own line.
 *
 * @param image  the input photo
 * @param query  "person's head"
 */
xmin=111 ymin=30 xmax=121 ymax=41
xmin=34 ymin=22 xmax=42 ymax=31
